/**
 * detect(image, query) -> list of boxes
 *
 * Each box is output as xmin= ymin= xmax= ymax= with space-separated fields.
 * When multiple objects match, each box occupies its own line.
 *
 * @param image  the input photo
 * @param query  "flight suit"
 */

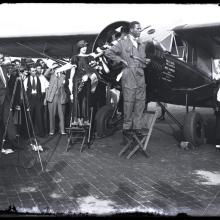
xmin=105 ymin=36 xmax=146 ymax=130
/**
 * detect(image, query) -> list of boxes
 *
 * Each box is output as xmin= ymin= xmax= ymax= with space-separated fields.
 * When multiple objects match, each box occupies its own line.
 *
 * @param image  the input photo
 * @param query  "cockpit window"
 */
xmin=160 ymin=32 xmax=188 ymax=62
xmin=171 ymin=35 xmax=188 ymax=62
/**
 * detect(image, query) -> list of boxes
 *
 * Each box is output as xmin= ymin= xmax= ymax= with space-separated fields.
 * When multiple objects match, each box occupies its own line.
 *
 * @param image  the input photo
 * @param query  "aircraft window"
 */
xmin=171 ymin=35 xmax=188 ymax=62
xmin=171 ymin=35 xmax=178 ymax=56
xmin=187 ymin=44 xmax=196 ymax=64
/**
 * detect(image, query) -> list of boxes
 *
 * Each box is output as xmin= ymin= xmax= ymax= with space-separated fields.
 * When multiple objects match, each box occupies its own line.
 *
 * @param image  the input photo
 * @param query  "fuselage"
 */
xmin=145 ymin=43 xmax=215 ymax=108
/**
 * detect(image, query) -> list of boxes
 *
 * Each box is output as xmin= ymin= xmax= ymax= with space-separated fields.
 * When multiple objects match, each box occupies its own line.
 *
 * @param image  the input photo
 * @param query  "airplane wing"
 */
xmin=0 ymin=21 xmax=130 ymax=60
xmin=0 ymin=34 xmax=97 ymax=59
xmin=173 ymin=22 xmax=220 ymax=59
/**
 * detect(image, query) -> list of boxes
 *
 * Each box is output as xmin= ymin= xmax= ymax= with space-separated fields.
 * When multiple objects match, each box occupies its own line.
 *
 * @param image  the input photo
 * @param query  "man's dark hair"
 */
xmin=36 ymin=59 xmax=43 ymax=63
xmin=129 ymin=21 xmax=140 ymax=30
xmin=13 ymin=59 xmax=21 ymax=64
xmin=34 ymin=62 xmax=42 ymax=68
xmin=121 ymin=26 xmax=129 ymax=34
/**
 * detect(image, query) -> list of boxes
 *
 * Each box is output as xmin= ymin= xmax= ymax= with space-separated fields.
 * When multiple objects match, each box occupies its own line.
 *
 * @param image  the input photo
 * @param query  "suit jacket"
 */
xmin=104 ymin=35 xmax=146 ymax=89
xmin=46 ymin=71 xmax=68 ymax=104
xmin=0 ymin=65 xmax=9 ymax=105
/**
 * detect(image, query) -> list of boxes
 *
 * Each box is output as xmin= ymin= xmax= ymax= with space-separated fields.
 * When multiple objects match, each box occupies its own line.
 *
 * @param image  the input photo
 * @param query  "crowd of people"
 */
xmin=0 ymin=21 xmax=149 ymax=154
xmin=0 ymin=31 xmax=114 ymax=154
xmin=0 ymin=50 xmax=100 ymax=153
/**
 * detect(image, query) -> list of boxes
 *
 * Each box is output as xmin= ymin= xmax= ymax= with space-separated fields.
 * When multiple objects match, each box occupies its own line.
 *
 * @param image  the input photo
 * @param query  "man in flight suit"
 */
xmin=104 ymin=21 xmax=150 ymax=136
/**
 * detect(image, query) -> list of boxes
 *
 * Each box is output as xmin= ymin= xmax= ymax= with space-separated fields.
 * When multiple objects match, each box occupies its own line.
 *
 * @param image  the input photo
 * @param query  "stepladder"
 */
xmin=119 ymin=110 xmax=158 ymax=159
xmin=66 ymin=107 xmax=93 ymax=153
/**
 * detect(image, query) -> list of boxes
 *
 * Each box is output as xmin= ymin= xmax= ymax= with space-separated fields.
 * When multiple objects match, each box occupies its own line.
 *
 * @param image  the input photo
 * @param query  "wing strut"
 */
xmin=157 ymin=102 xmax=183 ymax=130
xmin=16 ymin=42 xmax=67 ymax=65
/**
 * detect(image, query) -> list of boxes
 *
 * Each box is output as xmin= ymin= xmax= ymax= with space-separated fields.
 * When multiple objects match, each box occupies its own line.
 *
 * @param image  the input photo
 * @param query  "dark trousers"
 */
xmin=28 ymin=95 xmax=45 ymax=137
xmin=43 ymin=105 xmax=49 ymax=134
xmin=0 ymin=96 xmax=17 ymax=147
xmin=73 ymin=78 xmax=91 ymax=121
xmin=215 ymin=109 xmax=220 ymax=145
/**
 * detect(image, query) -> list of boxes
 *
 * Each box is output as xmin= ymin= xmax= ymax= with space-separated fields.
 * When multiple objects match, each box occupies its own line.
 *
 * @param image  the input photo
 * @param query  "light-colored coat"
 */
xmin=104 ymin=36 xmax=146 ymax=89
xmin=104 ymin=35 xmax=147 ymax=130
xmin=45 ymin=69 xmax=67 ymax=104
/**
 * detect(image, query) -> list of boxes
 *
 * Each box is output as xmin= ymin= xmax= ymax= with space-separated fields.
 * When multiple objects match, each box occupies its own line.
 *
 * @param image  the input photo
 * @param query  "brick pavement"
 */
xmin=0 ymin=104 xmax=220 ymax=216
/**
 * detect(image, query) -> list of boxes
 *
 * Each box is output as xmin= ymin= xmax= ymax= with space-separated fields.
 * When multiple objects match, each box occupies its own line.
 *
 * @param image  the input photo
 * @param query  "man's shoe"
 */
xmin=83 ymin=120 xmax=90 ymax=126
xmin=31 ymin=144 xmax=37 ymax=151
xmin=134 ymin=128 xmax=149 ymax=136
xmin=157 ymin=115 xmax=165 ymax=121
xmin=1 ymin=148 xmax=14 ymax=154
xmin=37 ymin=145 xmax=43 ymax=152
xmin=122 ymin=129 xmax=134 ymax=138
xmin=216 ymin=145 xmax=220 ymax=149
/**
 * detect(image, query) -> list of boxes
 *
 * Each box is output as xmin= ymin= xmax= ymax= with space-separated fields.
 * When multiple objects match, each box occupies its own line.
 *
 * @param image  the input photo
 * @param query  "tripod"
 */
xmin=0 ymin=75 xmax=44 ymax=172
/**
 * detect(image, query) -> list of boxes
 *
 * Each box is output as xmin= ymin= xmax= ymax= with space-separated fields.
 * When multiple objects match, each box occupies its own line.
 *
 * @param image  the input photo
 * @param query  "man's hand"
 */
xmin=145 ymin=58 xmax=151 ymax=65
xmin=70 ymin=94 xmax=73 ymax=103
xmin=43 ymin=98 xmax=47 ymax=106
xmin=121 ymin=59 xmax=128 ymax=67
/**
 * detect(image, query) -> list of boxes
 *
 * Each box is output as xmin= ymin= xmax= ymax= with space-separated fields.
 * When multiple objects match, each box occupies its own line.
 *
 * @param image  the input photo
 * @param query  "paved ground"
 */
xmin=0 ymin=103 xmax=220 ymax=216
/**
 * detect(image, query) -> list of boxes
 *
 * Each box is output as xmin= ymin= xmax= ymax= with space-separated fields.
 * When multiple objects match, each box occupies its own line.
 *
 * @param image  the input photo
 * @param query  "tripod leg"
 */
xmin=87 ymin=107 xmax=93 ymax=144
xmin=22 ymin=82 xmax=44 ymax=172
xmin=22 ymin=98 xmax=32 ymax=145
xmin=0 ymin=78 xmax=19 ymax=157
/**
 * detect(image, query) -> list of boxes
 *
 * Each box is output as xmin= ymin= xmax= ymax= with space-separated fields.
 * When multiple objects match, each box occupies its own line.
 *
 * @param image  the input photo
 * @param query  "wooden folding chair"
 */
xmin=66 ymin=107 xmax=93 ymax=153
xmin=119 ymin=109 xmax=158 ymax=159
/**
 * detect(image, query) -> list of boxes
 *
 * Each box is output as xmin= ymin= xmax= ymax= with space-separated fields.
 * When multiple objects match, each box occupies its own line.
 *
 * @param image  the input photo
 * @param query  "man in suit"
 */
xmin=0 ymin=53 xmax=19 ymax=154
xmin=23 ymin=65 xmax=49 ymax=141
xmin=44 ymin=62 xmax=67 ymax=135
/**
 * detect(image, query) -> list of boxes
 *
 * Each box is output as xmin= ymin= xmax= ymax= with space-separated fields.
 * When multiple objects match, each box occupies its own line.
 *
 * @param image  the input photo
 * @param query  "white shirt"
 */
xmin=39 ymin=74 xmax=49 ymax=93
xmin=23 ymin=75 xmax=49 ymax=93
xmin=213 ymin=67 xmax=220 ymax=101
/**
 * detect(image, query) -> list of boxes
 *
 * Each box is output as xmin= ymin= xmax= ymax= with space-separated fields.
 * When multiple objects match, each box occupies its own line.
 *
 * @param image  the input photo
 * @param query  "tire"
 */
xmin=95 ymin=104 xmax=115 ymax=138
xmin=183 ymin=111 xmax=206 ymax=146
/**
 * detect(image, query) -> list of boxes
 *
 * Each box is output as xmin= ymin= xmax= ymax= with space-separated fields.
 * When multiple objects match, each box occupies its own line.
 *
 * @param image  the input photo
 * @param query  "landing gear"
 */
xmin=95 ymin=104 xmax=115 ymax=138
xmin=158 ymin=102 xmax=206 ymax=146
xmin=183 ymin=111 xmax=206 ymax=146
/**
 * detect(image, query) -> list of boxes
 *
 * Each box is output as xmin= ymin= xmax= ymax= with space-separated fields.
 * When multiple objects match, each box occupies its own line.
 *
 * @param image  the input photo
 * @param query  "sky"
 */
xmin=0 ymin=3 xmax=219 ymax=39
xmin=1 ymin=3 xmax=220 ymax=65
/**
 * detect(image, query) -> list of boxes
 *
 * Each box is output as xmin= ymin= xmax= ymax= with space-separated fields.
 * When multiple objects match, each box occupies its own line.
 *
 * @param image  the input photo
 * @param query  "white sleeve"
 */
xmin=40 ymin=76 xmax=49 ymax=93
xmin=55 ymin=63 xmax=76 ymax=73
xmin=23 ymin=78 xmax=28 ymax=91
xmin=69 ymin=67 xmax=76 ymax=99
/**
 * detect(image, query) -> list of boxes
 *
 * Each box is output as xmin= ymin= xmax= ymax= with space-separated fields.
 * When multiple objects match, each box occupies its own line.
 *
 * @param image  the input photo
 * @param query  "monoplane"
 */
xmin=0 ymin=21 xmax=219 ymax=146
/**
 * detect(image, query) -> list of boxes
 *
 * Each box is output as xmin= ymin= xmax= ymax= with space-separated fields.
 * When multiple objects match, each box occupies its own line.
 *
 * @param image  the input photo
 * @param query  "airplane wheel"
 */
xmin=183 ymin=111 xmax=206 ymax=146
xmin=95 ymin=104 xmax=115 ymax=138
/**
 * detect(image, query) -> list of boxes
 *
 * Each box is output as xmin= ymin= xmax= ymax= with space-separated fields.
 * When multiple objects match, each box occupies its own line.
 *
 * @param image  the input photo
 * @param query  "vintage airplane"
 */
xmin=0 ymin=20 xmax=219 ymax=146
xmin=92 ymin=21 xmax=219 ymax=147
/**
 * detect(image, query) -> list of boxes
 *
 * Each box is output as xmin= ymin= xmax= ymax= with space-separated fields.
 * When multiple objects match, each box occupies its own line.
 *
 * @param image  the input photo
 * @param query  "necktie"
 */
xmin=0 ymin=67 xmax=6 ymax=87
xmin=32 ymin=76 xmax=36 ymax=90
